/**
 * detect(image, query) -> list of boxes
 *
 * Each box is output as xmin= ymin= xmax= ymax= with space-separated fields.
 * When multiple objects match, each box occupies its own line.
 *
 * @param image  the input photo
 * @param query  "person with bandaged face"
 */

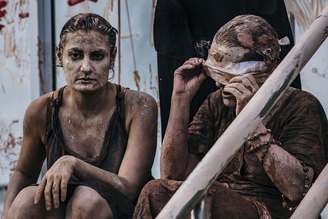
xmin=133 ymin=15 xmax=328 ymax=219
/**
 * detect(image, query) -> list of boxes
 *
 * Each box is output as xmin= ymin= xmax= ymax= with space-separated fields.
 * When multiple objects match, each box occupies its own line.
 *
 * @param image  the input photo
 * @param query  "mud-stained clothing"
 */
xmin=133 ymin=87 xmax=327 ymax=219
xmin=45 ymin=84 xmax=134 ymax=219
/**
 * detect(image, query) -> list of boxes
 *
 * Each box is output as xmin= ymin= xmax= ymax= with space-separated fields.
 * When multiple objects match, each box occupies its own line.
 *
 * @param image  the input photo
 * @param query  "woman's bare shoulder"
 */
xmin=23 ymin=91 xmax=54 ymax=136
xmin=124 ymin=89 xmax=158 ymax=114
xmin=122 ymin=89 xmax=158 ymax=130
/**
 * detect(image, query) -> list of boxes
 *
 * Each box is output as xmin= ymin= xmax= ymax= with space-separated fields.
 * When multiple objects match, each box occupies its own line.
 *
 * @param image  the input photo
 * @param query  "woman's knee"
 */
xmin=6 ymin=186 xmax=44 ymax=219
xmin=139 ymin=179 xmax=180 ymax=200
xmin=66 ymin=186 xmax=112 ymax=219
xmin=139 ymin=179 xmax=164 ymax=196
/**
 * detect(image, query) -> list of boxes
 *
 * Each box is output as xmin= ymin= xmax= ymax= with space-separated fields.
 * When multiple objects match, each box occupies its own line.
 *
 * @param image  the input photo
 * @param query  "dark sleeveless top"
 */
xmin=44 ymin=84 xmax=134 ymax=218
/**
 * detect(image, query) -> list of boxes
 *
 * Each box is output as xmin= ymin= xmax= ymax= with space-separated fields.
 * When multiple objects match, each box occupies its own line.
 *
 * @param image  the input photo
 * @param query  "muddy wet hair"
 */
xmin=57 ymin=13 xmax=118 ymax=65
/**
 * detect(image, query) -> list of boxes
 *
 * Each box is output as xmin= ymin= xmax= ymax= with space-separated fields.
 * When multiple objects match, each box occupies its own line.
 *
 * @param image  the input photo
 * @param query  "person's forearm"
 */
xmin=73 ymin=158 xmax=133 ymax=199
xmin=252 ymin=123 xmax=312 ymax=201
xmin=160 ymin=94 xmax=191 ymax=180
xmin=3 ymin=171 xmax=35 ymax=217
xmin=259 ymin=144 xmax=311 ymax=202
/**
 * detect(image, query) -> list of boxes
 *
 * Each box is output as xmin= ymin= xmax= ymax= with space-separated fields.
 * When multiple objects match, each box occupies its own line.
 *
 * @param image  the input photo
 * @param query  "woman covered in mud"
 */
xmin=2 ymin=13 xmax=157 ymax=219
xmin=133 ymin=15 xmax=327 ymax=219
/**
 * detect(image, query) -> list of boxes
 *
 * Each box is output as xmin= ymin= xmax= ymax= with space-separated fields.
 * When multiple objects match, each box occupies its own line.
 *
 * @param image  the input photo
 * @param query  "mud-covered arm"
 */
xmin=249 ymin=93 xmax=327 ymax=202
xmin=249 ymin=122 xmax=311 ymax=202
xmin=2 ymin=97 xmax=47 ymax=217
xmin=161 ymin=91 xmax=217 ymax=180
xmin=160 ymin=58 xmax=207 ymax=180
xmin=160 ymin=94 xmax=192 ymax=180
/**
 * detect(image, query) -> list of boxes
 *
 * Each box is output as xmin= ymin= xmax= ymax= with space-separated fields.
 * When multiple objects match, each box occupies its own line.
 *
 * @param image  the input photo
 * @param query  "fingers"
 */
xmin=52 ymin=176 xmax=61 ymax=209
xmin=198 ymin=71 xmax=207 ymax=82
xmin=229 ymin=74 xmax=259 ymax=93
xmin=61 ymin=175 xmax=69 ymax=202
xmin=177 ymin=64 xmax=196 ymax=73
xmin=34 ymin=177 xmax=46 ymax=205
xmin=175 ymin=58 xmax=204 ymax=76
xmin=229 ymin=76 xmax=252 ymax=91
xmin=183 ymin=57 xmax=204 ymax=66
xmin=44 ymin=177 xmax=53 ymax=211
xmin=224 ymin=82 xmax=257 ymax=114
xmin=245 ymin=74 xmax=259 ymax=90
xmin=224 ymin=83 xmax=251 ymax=99
xmin=34 ymin=176 xmax=55 ymax=210
xmin=223 ymin=85 xmax=243 ymax=99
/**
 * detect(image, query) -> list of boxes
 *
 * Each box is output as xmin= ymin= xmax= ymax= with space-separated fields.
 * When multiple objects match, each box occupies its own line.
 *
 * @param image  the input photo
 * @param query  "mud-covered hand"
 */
xmin=173 ymin=58 xmax=207 ymax=101
xmin=223 ymin=74 xmax=259 ymax=114
xmin=34 ymin=155 xmax=76 ymax=210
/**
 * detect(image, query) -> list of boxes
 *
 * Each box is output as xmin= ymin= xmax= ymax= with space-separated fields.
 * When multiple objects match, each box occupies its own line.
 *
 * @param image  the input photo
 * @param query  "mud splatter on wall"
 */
xmin=0 ymin=120 xmax=22 ymax=173
xmin=0 ymin=1 xmax=7 ymax=30
xmin=0 ymin=0 xmax=39 ymax=185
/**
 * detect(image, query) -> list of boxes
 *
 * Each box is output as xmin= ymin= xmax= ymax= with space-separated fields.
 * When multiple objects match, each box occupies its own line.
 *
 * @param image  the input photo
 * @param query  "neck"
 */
xmin=68 ymin=83 xmax=115 ymax=117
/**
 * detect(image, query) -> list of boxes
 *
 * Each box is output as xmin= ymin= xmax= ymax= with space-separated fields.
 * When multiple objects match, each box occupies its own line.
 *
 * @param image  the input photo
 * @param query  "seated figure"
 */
xmin=2 ymin=13 xmax=158 ymax=219
xmin=133 ymin=15 xmax=327 ymax=219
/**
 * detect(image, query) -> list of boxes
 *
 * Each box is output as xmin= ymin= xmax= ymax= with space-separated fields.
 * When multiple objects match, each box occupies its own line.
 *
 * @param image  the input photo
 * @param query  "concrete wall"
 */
xmin=0 ymin=0 xmax=39 ymax=186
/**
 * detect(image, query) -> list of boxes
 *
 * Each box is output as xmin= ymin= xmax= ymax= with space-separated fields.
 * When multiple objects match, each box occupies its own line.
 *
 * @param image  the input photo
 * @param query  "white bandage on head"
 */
xmin=204 ymin=15 xmax=280 ymax=86
xmin=204 ymin=60 xmax=267 ymax=76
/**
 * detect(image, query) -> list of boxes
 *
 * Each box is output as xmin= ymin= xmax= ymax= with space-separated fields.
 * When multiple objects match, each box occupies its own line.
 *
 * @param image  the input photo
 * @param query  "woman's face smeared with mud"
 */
xmin=204 ymin=15 xmax=280 ymax=107
xmin=62 ymin=30 xmax=113 ymax=93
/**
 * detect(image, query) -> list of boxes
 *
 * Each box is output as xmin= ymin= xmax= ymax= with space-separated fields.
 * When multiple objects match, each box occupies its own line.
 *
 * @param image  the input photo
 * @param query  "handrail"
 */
xmin=291 ymin=164 xmax=328 ymax=219
xmin=156 ymin=6 xmax=328 ymax=219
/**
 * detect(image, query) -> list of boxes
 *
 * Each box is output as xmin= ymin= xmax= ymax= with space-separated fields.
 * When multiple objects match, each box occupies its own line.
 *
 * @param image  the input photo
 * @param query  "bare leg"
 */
xmin=46 ymin=205 xmax=65 ymax=219
xmin=65 ymin=185 xmax=113 ymax=219
xmin=5 ymin=186 xmax=65 ymax=219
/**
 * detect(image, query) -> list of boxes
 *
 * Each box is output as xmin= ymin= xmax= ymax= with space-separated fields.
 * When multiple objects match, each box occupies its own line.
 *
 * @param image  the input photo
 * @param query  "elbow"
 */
xmin=118 ymin=178 xmax=138 ymax=202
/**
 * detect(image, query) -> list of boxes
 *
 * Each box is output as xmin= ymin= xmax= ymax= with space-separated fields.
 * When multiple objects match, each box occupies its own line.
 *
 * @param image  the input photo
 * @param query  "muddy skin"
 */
xmin=133 ymin=15 xmax=328 ymax=219
xmin=3 ymin=13 xmax=157 ymax=219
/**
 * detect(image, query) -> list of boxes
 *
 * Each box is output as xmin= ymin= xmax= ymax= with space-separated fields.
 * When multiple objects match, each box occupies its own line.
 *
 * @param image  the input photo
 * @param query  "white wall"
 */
xmin=285 ymin=0 xmax=328 ymax=114
xmin=0 ymin=0 xmax=39 ymax=186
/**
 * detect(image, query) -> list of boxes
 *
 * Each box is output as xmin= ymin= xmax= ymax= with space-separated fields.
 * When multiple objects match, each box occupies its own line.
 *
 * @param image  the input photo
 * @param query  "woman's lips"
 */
xmin=76 ymin=78 xmax=96 ymax=84
xmin=77 ymin=78 xmax=95 ymax=81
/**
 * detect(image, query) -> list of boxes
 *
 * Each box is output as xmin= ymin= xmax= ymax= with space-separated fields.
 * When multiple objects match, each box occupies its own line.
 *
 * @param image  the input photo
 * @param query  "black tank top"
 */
xmin=44 ymin=84 xmax=135 ymax=218
xmin=45 ymin=84 xmax=128 ymax=172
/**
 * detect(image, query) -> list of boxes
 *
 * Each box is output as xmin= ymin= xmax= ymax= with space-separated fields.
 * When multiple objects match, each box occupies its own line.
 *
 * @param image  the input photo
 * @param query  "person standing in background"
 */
xmin=154 ymin=0 xmax=299 ymax=136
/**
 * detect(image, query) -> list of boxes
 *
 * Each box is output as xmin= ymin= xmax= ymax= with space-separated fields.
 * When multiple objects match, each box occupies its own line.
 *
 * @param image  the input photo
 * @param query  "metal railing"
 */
xmin=156 ymin=6 xmax=328 ymax=219
xmin=291 ymin=164 xmax=328 ymax=219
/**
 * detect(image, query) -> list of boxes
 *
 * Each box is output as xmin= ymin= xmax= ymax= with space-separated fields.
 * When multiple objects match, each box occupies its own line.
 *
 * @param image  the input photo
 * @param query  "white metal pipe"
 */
xmin=156 ymin=7 xmax=328 ymax=219
xmin=291 ymin=164 xmax=328 ymax=219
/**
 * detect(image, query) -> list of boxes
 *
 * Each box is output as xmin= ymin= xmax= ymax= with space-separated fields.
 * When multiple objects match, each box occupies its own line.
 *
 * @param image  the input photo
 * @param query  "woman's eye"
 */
xmin=91 ymin=52 xmax=105 ymax=61
xmin=68 ymin=52 xmax=83 ymax=60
